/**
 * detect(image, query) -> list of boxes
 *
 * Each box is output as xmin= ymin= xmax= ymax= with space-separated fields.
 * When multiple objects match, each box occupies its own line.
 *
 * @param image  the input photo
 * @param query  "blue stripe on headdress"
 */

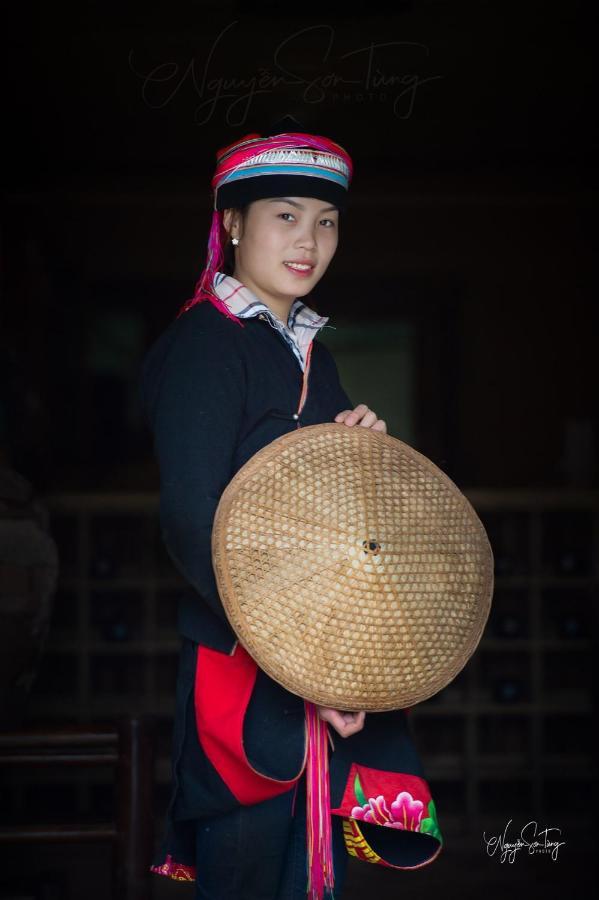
xmin=219 ymin=164 xmax=349 ymax=189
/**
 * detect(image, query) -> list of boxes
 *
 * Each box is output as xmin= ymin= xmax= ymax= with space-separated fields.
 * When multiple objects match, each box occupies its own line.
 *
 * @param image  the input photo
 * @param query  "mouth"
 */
xmin=283 ymin=261 xmax=316 ymax=277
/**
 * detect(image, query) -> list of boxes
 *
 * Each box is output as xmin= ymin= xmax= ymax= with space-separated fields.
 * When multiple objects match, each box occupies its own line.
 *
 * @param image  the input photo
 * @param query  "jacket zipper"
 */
xmin=257 ymin=313 xmax=314 ymax=428
xmin=294 ymin=340 xmax=314 ymax=428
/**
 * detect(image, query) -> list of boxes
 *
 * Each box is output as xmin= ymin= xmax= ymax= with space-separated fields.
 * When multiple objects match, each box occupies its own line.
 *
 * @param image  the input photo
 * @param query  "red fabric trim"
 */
xmin=331 ymin=763 xmax=432 ymax=818
xmin=333 ymin=764 xmax=443 ymax=871
xmin=194 ymin=642 xmax=305 ymax=804
xmin=150 ymin=854 xmax=196 ymax=881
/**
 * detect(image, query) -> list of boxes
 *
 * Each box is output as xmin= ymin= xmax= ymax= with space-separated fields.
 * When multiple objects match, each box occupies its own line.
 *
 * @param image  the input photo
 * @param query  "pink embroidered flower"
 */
xmin=351 ymin=791 xmax=425 ymax=831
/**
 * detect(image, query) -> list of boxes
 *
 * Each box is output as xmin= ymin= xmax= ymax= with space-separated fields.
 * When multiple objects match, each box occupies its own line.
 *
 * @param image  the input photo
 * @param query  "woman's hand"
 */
xmin=334 ymin=404 xmax=387 ymax=433
xmin=316 ymin=706 xmax=366 ymax=738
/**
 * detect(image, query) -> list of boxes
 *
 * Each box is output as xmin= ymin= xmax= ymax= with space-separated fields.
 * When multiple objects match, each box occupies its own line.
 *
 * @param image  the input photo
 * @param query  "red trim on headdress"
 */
xmin=211 ymin=131 xmax=353 ymax=193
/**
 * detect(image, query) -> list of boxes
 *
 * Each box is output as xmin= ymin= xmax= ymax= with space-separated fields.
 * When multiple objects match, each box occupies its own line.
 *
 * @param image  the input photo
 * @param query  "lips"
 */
xmin=283 ymin=262 xmax=315 ymax=278
xmin=283 ymin=261 xmax=315 ymax=271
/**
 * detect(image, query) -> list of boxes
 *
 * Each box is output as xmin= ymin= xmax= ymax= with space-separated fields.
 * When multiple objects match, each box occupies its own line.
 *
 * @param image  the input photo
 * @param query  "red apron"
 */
xmin=194 ymin=641 xmax=307 ymax=804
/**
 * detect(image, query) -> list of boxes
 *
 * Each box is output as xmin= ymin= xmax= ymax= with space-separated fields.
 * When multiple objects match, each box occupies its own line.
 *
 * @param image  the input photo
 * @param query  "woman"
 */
xmin=140 ymin=131 xmax=443 ymax=899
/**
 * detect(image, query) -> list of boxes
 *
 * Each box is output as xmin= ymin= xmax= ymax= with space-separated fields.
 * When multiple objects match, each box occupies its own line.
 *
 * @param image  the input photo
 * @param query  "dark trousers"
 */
xmin=193 ymin=771 xmax=349 ymax=899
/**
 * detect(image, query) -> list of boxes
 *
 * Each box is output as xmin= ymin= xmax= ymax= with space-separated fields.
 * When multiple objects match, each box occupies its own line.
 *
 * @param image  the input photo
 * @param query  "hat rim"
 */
xmin=215 ymin=174 xmax=349 ymax=212
xmin=212 ymin=423 xmax=494 ymax=712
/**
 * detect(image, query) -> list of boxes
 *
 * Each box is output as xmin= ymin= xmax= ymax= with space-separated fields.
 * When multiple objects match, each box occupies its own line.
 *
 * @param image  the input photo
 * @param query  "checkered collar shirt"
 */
xmin=212 ymin=271 xmax=330 ymax=372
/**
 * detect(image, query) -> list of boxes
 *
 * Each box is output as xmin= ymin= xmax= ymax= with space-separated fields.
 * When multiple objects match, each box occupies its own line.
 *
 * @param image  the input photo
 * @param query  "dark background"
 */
xmin=1 ymin=2 xmax=597 ymax=898
xmin=2 ymin=0 xmax=597 ymax=492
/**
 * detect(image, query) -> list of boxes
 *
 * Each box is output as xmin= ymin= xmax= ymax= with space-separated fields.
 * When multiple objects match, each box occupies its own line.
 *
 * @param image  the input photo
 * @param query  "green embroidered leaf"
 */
xmin=354 ymin=772 xmax=367 ymax=807
xmin=427 ymin=799 xmax=439 ymax=825
xmin=420 ymin=800 xmax=443 ymax=844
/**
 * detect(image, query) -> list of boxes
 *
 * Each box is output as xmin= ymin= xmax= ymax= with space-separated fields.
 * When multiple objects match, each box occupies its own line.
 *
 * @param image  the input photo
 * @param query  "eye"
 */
xmin=277 ymin=212 xmax=336 ymax=228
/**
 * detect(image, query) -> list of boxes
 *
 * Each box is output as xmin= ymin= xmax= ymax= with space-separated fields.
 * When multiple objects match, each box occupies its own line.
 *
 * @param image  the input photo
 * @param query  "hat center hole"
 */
xmin=362 ymin=539 xmax=381 ymax=556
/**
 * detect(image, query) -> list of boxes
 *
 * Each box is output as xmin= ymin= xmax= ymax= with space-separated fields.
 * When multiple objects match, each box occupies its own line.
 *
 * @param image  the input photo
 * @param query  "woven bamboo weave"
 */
xmin=212 ymin=423 xmax=493 ymax=711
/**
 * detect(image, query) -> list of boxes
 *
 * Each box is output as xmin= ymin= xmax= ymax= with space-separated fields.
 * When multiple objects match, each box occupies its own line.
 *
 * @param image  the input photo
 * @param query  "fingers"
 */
xmin=338 ymin=404 xmax=370 ymax=426
xmin=357 ymin=410 xmax=379 ymax=428
xmin=316 ymin=706 xmax=366 ymax=738
xmin=334 ymin=405 xmax=387 ymax=433
xmin=324 ymin=708 xmax=348 ymax=733
xmin=336 ymin=710 xmax=365 ymax=738
xmin=339 ymin=710 xmax=366 ymax=736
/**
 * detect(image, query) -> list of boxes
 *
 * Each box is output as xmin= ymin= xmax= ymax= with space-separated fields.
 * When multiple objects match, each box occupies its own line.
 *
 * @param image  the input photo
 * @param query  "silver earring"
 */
xmin=232 ymin=237 xmax=240 ymax=246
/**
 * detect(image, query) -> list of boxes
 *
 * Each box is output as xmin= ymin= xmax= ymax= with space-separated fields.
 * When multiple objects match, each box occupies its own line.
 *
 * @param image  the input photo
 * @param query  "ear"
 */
xmin=222 ymin=207 xmax=234 ymax=235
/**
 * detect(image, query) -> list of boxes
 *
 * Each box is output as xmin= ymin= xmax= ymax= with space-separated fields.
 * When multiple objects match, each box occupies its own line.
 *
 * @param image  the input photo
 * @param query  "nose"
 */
xmin=294 ymin=221 xmax=318 ymax=250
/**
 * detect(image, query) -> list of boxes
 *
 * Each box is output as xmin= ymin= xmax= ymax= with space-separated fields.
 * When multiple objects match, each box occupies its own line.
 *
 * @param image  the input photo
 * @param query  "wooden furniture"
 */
xmin=0 ymin=716 xmax=154 ymax=900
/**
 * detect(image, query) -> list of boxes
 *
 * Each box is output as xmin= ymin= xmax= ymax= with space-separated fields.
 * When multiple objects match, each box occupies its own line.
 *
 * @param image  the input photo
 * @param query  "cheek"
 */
xmin=250 ymin=228 xmax=286 ymax=260
xmin=321 ymin=231 xmax=339 ymax=259
xmin=243 ymin=233 xmax=280 ymax=270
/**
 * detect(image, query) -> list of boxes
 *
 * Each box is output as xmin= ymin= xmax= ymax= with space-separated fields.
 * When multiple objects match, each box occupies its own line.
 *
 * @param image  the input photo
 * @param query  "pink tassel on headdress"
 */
xmin=176 ymin=207 xmax=244 ymax=324
xmin=305 ymin=701 xmax=335 ymax=899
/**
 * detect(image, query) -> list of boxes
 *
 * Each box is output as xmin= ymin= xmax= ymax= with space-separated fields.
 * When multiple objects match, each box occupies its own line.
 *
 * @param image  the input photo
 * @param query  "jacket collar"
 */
xmin=212 ymin=271 xmax=329 ymax=372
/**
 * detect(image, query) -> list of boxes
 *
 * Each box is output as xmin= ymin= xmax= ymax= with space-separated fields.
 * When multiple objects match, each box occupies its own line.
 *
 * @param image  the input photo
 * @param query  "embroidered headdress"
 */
xmin=177 ymin=131 xmax=353 ymax=321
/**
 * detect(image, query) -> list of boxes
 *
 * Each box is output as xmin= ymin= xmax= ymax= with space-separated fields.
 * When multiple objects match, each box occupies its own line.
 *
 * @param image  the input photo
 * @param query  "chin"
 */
xmin=291 ymin=283 xmax=313 ymax=297
xmin=275 ymin=275 xmax=312 ymax=299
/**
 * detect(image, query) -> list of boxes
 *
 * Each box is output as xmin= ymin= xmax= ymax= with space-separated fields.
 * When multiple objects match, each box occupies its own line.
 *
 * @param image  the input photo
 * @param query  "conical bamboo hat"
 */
xmin=211 ymin=423 xmax=493 ymax=711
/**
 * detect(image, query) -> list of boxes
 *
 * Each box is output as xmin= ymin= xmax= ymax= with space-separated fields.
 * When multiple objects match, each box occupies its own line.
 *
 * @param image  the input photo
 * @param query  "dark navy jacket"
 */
xmin=141 ymin=299 xmax=442 ymax=877
xmin=139 ymin=298 xmax=354 ymax=654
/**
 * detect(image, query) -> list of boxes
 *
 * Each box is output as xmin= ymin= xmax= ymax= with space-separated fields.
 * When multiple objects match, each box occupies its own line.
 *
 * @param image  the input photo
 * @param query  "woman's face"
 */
xmin=223 ymin=196 xmax=339 ymax=316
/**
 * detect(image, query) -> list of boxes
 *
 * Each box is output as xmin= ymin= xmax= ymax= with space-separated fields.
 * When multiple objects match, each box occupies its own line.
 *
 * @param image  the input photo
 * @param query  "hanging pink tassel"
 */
xmin=177 ymin=208 xmax=244 ymax=325
xmin=305 ymin=701 xmax=335 ymax=900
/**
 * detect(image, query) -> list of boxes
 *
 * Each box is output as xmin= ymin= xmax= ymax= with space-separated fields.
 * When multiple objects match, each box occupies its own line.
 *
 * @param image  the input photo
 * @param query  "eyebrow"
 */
xmin=267 ymin=197 xmax=339 ymax=213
